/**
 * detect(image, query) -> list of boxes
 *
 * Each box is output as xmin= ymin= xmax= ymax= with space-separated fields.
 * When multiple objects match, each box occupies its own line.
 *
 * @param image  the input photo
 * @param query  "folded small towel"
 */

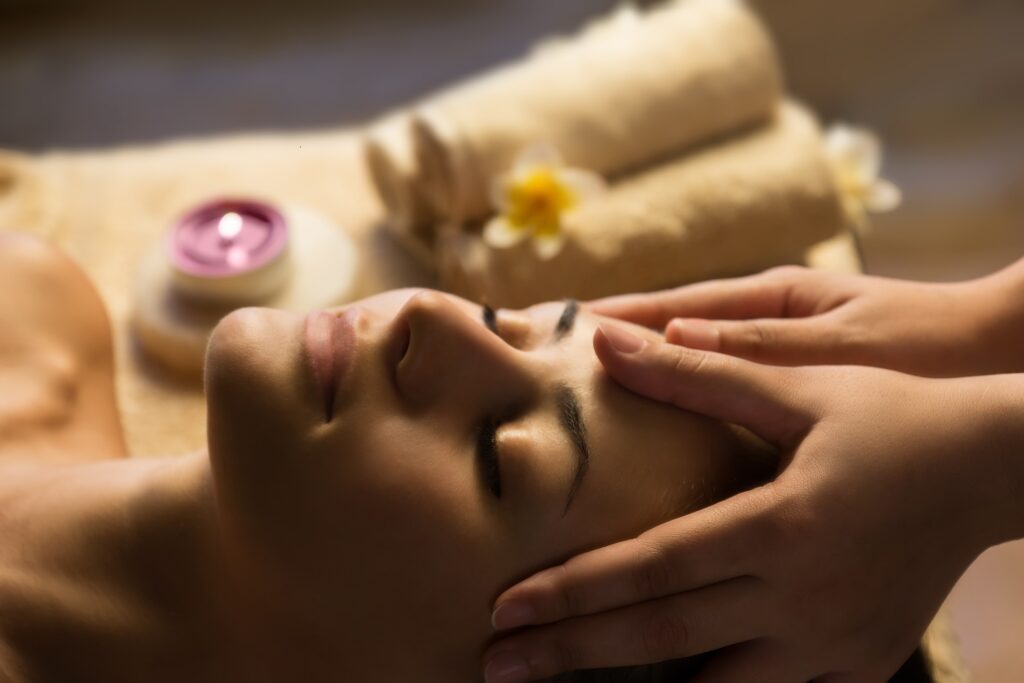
xmin=367 ymin=0 xmax=781 ymax=246
xmin=438 ymin=101 xmax=845 ymax=308
xmin=365 ymin=113 xmax=437 ymax=266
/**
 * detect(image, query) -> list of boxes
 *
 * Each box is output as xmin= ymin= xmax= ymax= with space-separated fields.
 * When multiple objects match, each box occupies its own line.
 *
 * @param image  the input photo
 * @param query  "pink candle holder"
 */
xmin=133 ymin=196 xmax=358 ymax=378
xmin=168 ymin=198 xmax=292 ymax=305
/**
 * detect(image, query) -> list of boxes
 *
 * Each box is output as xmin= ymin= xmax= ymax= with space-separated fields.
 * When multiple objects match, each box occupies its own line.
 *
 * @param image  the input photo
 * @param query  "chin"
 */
xmin=204 ymin=307 xmax=313 ymax=535
xmin=205 ymin=306 xmax=308 ymax=449
xmin=206 ymin=307 xmax=298 ymax=380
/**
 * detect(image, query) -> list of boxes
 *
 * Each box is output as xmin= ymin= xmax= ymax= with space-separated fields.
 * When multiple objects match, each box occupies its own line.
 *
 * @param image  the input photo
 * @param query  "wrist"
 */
xmin=965 ymin=374 xmax=1024 ymax=545
xmin=970 ymin=259 xmax=1024 ymax=374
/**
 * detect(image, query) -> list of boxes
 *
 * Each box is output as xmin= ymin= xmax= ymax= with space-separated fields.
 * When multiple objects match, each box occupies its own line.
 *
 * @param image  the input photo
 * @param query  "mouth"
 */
xmin=303 ymin=309 xmax=359 ymax=422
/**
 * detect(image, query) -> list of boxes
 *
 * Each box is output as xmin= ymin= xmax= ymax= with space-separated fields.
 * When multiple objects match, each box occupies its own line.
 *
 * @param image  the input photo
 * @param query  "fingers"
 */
xmin=588 ymin=266 xmax=815 ymax=328
xmin=483 ymin=577 xmax=772 ymax=683
xmin=492 ymin=486 xmax=773 ymax=632
xmin=666 ymin=316 xmax=849 ymax=366
xmin=595 ymin=324 xmax=813 ymax=445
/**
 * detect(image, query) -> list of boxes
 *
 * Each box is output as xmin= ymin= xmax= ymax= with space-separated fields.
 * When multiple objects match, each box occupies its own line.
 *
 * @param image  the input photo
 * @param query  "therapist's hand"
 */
xmin=482 ymin=326 xmax=1024 ymax=683
xmin=590 ymin=265 xmax=1024 ymax=378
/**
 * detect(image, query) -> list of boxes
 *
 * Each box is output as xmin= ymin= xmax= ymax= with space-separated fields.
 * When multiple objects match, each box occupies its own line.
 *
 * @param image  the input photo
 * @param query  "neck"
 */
xmin=0 ymin=453 xmax=245 ymax=683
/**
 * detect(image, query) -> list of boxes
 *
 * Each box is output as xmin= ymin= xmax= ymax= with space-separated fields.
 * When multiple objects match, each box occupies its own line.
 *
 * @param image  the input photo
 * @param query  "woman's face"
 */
xmin=204 ymin=289 xmax=767 ymax=680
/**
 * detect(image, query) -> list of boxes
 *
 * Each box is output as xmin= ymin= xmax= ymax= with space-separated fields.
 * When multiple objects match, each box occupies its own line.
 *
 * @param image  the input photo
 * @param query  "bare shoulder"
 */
xmin=0 ymin=231 xmax=114 ymax=363
xmin=0 ymin=231 xmax=125 ymax=462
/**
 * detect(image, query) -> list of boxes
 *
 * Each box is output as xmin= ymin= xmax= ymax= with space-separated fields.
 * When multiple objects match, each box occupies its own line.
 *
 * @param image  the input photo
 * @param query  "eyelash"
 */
xmin=476 ymin=417 xmax=503 ymax=499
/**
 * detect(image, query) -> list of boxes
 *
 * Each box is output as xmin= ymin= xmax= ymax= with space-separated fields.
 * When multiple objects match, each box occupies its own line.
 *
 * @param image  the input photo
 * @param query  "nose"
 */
xmin=394 ymin=291 xmax=535 ymax=412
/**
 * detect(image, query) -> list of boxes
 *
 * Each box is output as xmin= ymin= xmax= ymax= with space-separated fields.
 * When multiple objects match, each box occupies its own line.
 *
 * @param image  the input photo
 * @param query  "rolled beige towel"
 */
xmin=438 ymin=101 xmax=846 ymax=308
xmin=367 ymin=0 xmax=782 ymax=246
xmin=364 ymin=113 xmax=438 ymax=268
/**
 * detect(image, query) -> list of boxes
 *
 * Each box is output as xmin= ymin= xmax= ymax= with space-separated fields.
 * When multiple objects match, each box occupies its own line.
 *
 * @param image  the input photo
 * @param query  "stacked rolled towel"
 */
xmin=367 ymin=0 xmax=783 ymax=245
xmin=438 ymin=102 xmax=845 ymax=308
xmin=366 ymin=0 xmax=850 ymax=306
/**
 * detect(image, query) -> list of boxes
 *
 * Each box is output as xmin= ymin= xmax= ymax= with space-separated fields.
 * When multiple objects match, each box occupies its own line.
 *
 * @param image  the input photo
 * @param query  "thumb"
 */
xmin=595 ymin=324 xmax=813 ymax=447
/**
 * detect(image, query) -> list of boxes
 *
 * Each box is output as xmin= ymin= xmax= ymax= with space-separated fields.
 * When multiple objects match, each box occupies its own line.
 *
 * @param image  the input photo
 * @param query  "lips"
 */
xmin=303 ymin=309 xmax=357 ymax=421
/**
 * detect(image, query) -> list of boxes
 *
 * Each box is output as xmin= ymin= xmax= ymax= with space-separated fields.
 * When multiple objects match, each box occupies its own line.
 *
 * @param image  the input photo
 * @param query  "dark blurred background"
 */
xmin=0 ymin=0 xmax=626 ymax=150
xmin=1 ymin=2 xmax=1024 ymax=679
xmin=1 ymin=0 xmax=1020 ymax=153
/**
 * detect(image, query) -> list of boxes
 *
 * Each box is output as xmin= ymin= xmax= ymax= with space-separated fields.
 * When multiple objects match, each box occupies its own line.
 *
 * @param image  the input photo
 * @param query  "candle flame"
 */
xmin=218 ymin=212 xmax=243 ymax=241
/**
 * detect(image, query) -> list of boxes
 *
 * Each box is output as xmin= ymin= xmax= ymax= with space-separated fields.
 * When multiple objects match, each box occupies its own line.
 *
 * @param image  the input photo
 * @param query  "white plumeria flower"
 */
xmin=825 ymin=124 xmax=902 ymax=230
xmin=484 ymin=144 xmax=606 ymax=260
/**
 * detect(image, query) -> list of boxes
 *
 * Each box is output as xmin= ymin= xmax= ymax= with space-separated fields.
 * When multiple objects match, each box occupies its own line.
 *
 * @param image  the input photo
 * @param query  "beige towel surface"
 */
xmin=440 ymin=101 xmax=845 ymax=308
xmin=368 ymin=0 xmax=782 ymax=240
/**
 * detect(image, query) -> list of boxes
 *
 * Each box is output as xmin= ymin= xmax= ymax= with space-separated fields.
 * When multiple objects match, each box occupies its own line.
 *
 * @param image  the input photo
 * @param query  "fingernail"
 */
xmin=484 ymin=651 xmax=530 ymax=683
xmin=599 ymin=323 xmax=646 ymax=354
xmin=667 ymin=319 xmax=720 ymax=350
xmin=492 ymin=600 xmax=537 ymax=630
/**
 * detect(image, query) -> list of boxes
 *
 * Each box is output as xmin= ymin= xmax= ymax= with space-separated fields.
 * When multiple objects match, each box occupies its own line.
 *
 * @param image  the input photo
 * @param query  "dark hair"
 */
xmin=543 ymin=655 xmax=708 ymax=682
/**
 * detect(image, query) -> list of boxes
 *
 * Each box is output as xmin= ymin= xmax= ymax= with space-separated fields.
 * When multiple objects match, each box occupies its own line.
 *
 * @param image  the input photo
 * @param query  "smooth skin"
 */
xmin=485 ymin=261 xmax=1024 ymax=683
xmin=0 ymin=232 xmax=126 ymax=464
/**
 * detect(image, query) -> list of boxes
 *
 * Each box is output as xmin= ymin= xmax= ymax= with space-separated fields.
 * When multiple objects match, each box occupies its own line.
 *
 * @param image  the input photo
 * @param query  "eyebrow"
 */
xmin=554 ymin=299 xmax=579 ymax=341
xmin=555 ymin=383 xmax=589 ymax=515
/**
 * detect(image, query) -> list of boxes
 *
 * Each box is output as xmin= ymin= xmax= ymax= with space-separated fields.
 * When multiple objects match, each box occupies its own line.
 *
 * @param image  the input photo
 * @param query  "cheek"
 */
xmin=602 ymin=409 xmax=754 ymax=522
xmin=560 ymin=446 xmax=682 ymax=557
xmin=562 ymin=381 xmax=748 ymax=553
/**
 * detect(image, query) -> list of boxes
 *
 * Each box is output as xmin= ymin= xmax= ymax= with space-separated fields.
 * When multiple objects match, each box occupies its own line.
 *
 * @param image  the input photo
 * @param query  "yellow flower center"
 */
xmin=504 ymin=167 xmax=576 ymax=237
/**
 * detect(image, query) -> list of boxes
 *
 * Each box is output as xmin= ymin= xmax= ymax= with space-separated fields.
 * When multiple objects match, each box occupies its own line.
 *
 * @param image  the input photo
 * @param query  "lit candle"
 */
xmin=168 ymin=198 xmax=292 ymax=306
